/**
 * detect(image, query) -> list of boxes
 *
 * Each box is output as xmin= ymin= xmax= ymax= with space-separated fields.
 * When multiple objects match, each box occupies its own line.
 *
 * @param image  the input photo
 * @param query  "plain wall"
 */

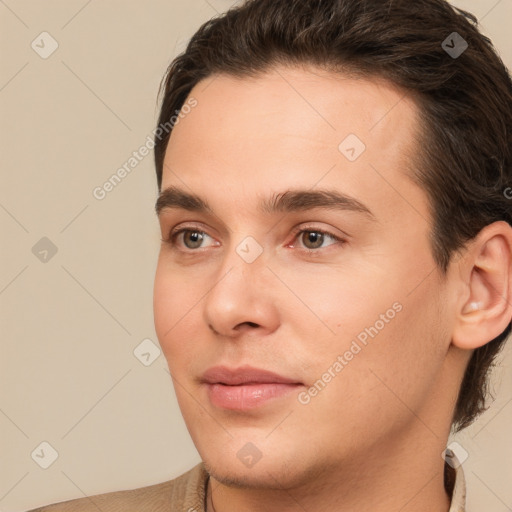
xmin=0 ymin=0 xmax=511 ymax=510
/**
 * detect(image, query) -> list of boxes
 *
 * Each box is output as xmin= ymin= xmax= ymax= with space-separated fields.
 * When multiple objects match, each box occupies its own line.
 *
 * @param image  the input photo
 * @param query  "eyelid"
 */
xmin=287 ymin=223 xmax=347 ymax=251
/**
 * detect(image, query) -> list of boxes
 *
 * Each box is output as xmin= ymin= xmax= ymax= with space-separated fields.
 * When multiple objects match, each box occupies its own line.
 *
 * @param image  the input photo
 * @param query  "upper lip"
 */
xmin=201 ymin=365 xmax=302 ymax=385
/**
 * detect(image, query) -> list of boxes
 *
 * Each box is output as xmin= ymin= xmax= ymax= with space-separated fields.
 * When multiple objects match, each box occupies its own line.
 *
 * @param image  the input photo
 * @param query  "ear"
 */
xmin=452 ymin=221 xmax=512 ymax=350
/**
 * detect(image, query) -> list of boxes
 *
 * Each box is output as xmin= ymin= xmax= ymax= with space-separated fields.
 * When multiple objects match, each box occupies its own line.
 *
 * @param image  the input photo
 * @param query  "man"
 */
xmin=29 ymin=0 xmax=512 ymax=510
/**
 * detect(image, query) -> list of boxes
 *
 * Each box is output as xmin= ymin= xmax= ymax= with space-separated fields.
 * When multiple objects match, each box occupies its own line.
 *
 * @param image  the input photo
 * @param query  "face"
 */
xmin=153 ymin=65 xmax=456 ymax=489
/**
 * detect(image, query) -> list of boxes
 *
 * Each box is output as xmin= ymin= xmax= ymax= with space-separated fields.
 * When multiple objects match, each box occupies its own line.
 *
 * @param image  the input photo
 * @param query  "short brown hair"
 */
xmin=154 ymin=0 xmax=512 ymax=431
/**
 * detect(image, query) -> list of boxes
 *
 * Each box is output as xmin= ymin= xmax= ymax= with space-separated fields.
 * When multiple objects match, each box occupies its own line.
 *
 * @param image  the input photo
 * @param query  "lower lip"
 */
xmin=206 ymin=383 xmax=301 ymax=410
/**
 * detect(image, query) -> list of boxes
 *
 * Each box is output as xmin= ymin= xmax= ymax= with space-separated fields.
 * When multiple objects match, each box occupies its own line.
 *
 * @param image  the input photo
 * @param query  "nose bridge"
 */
xmin=210 ymin=234 xmax=267 ymax=301
xmin=203 ymin=234 xmax=276 ymax=335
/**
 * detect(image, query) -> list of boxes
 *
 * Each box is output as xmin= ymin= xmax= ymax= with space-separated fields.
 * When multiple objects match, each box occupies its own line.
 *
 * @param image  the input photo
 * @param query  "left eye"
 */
xmin=175 ymin=229 xmax=216 ymax=249
xmin=294 ymin=230 xmax=341 ymax=250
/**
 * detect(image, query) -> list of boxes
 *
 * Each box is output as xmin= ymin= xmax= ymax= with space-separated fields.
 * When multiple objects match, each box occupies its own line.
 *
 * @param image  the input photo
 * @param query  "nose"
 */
xmin=203 ymin=243 xmax=280 ymax=339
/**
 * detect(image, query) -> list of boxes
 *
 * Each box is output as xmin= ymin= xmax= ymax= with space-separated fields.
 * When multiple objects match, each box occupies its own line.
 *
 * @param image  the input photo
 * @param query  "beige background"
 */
xmin=0 ymin=1 xmax=511 ymax=510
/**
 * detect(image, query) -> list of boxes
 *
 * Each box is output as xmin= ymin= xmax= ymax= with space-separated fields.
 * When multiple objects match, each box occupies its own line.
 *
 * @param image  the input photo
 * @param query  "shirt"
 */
xmin=27 ymin=459 xmax=466 ymax=512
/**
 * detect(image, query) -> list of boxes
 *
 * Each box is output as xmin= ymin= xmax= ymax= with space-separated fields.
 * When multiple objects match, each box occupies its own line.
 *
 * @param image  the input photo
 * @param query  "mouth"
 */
xmin=200 ymin=365 xmax=304 ymax=410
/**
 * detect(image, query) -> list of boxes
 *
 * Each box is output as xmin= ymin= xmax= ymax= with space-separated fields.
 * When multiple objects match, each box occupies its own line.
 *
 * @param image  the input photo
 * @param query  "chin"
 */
xmin=204 ymin=462 xmax=273 ymax=489
xmin=203 ymin=459 xmax=292 ymax=490
xmin=201 ymin=448 xmax=325 ymax=491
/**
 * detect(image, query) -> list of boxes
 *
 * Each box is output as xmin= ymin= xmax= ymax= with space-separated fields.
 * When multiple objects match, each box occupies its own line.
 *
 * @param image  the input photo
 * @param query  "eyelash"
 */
xmin=161 ymin=224 xmax=346 ymax=255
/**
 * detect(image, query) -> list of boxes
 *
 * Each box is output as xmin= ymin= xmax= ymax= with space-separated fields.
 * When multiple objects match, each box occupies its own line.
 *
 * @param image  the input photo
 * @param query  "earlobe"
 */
xmin=452 ymin=221 xmax=512 ymax=350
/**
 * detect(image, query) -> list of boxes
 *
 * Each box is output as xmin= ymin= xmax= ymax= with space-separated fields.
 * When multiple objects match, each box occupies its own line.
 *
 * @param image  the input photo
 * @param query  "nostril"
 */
xmin=235 ymin=321 xmax=260 ymax=330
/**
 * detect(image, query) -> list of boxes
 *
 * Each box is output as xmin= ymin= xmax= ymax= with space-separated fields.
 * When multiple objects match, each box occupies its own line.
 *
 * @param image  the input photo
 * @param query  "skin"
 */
xmin=153 ymin=64 xmax=512 ymax=512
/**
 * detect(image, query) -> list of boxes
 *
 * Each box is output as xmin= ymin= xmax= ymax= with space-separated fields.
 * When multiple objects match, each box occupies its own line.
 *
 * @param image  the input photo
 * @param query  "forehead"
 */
xmin=167 ymin=65 xmax=418 ymax=148
xmin=162 ymin=65 xmax=426 ymax=222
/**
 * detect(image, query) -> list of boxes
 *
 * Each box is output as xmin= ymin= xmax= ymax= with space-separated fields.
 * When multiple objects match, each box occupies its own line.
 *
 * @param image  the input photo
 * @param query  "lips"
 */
xmin=201 ymin=365 xmax=301 ymax=385
xmin=201 ymin=365 xmax=303 ymax=410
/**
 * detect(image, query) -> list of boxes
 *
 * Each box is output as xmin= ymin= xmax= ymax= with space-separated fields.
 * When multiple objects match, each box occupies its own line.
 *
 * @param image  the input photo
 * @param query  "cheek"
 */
xmin=294 ymin=295 xmax=447 ymax=452
xmin=153 ymin=263 xmax=177 ymax=344
xmin=275 ymin=262 xmax=396 ymax=340
xmin=153 ymin=258 xmax=204 ymax=367
xmin=285 ymin=260 xmax=447 ymax=404
xmin=337 ymin=284 xmax=447 ymax=419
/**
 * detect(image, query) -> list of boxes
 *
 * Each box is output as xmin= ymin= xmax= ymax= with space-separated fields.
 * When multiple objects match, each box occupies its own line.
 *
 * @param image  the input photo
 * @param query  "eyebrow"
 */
xmin=155 ymin=185 xmax=375 ymax=219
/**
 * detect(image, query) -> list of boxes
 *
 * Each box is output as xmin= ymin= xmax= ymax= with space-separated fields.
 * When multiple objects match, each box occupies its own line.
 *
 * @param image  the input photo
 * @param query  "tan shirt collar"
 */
xmin=447 ymin=453 xmax=467 ymax=512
